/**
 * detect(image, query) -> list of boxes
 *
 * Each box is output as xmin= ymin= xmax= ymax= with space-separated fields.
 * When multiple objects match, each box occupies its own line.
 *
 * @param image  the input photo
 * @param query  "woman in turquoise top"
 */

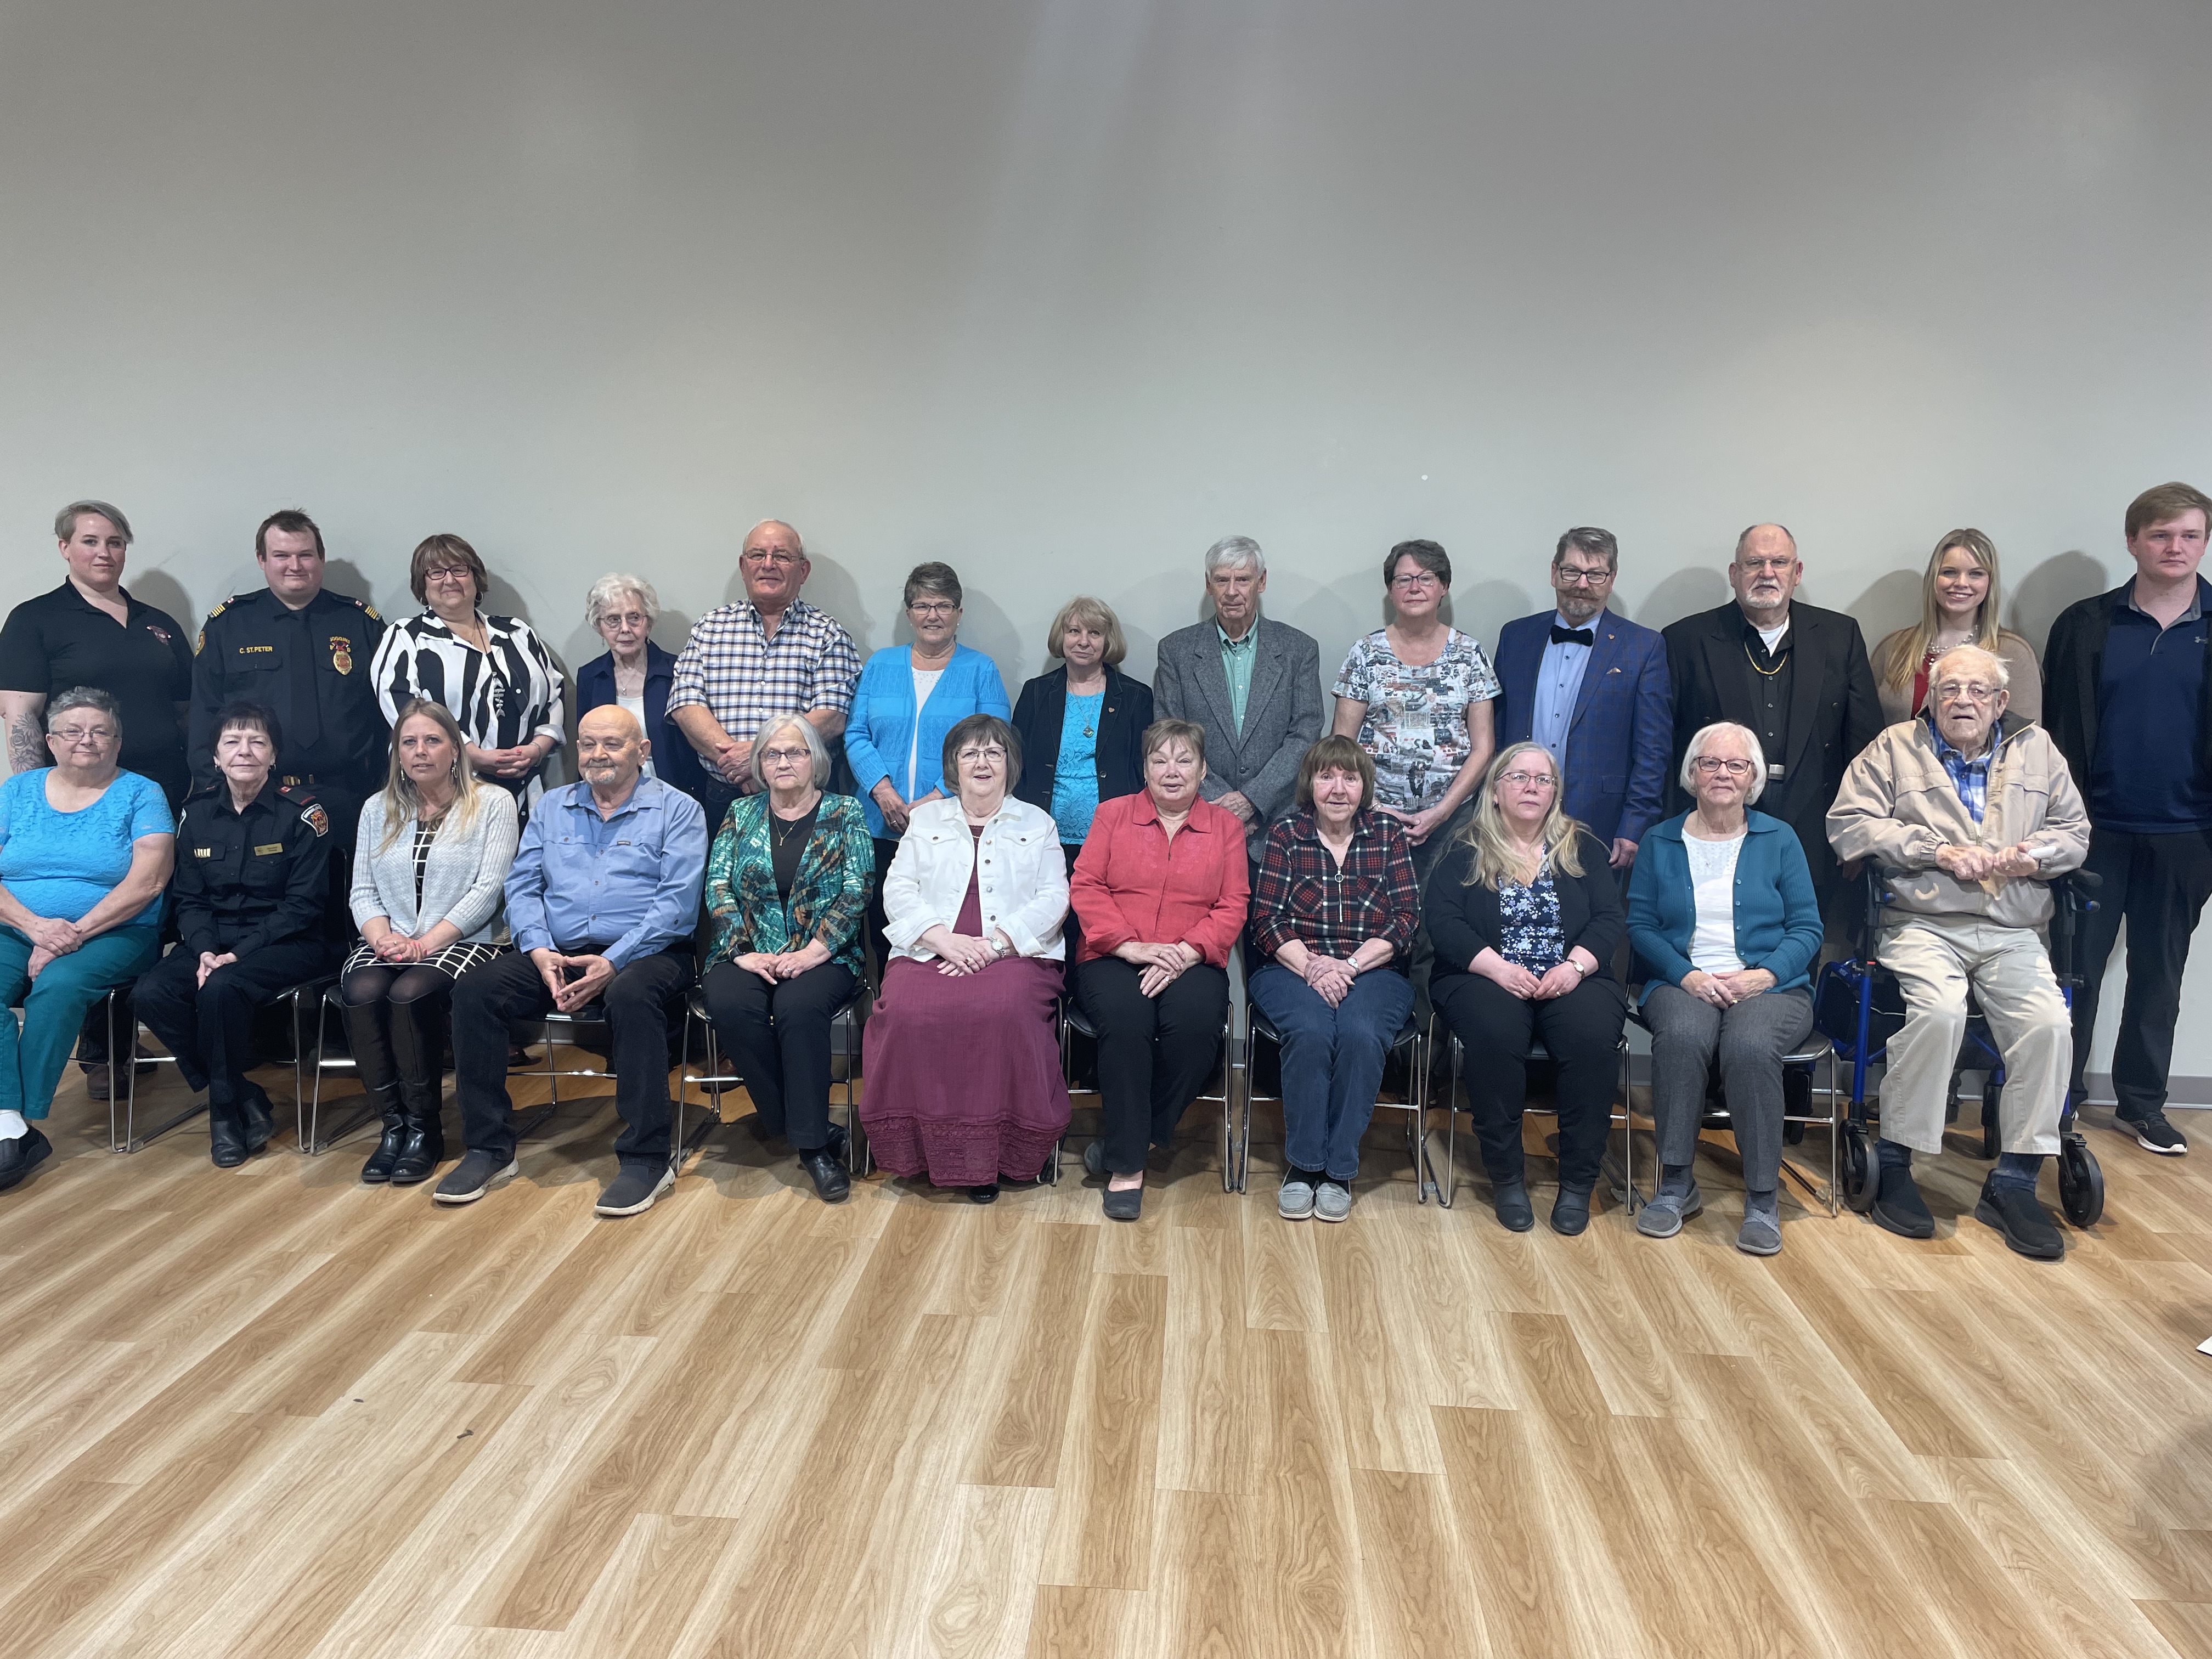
xmin=845 ymin=563 xmax=1011 ymax=972
xmin=0 ymin=687 xmax=174 ymax=1192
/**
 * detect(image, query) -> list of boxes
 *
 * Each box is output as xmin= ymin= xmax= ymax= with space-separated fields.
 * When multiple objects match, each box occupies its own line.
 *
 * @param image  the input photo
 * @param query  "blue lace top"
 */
xmin=1496 ymin=872 xmax=1564 ymax=973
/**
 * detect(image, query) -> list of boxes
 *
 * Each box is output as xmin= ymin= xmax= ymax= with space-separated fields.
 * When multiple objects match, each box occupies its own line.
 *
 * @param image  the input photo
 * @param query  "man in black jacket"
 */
xmin=2044 ymin=481 xmax=2212 ymax=1157
xmin=1662 ymin=524 xmax=1883 ymax=912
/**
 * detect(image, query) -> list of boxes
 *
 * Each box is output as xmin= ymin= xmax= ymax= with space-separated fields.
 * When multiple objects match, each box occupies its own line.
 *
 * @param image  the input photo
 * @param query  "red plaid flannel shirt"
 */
xmin=1249 ymin=809 xmax=1421 ymax=964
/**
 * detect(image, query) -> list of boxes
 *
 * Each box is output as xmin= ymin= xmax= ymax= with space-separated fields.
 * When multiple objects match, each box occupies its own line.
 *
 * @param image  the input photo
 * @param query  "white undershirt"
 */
xmin=617 ymin=693 xmax=655 ymax=777
xmin=1685 ymin=830 xmax=1747 ymax=975
xmin=908 ymin=667 xmax=945 ymax=796
xmin=1754 ymin=619 xmax=1789 ymax=653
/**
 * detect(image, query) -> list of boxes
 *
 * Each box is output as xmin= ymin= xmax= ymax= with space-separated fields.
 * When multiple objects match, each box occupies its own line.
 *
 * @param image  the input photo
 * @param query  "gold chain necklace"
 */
xmin=1744 ymin=639 xmax=1787 ymax=678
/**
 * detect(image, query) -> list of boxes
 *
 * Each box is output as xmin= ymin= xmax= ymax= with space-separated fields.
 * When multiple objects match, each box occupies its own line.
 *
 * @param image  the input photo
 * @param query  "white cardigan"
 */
xmin=882 ymin=795 xmax=1068 ymax=963
xmin=350 ymin=787 xmax=520 ymax=944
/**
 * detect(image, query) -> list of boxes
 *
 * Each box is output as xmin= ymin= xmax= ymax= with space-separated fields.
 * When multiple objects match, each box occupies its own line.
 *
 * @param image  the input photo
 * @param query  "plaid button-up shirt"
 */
xmin=1931 ymin=712 xmax=1996 ymax=826
xmin=665 ymin=598 xmax=861 ymax=738
xmin=1249 ymin=809 xmax=1422 ymax=963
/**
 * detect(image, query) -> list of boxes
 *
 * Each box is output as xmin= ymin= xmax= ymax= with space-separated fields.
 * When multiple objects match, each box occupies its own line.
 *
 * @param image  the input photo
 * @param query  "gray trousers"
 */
xmin=1641 ymin=984 xmax=1813 ymax=1192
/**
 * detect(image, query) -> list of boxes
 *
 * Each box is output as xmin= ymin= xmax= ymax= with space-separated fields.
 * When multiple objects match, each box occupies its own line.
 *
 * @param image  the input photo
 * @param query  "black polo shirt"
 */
xmin=2092 ymin=582 xmax=2212 ymax=832
xmin=0 ymin=580 xmax=194 ymax=806
xmin=172 ymin=779 xmax=336 ymax=958
xmin=190 ymin=585 xmax=387 ymax=800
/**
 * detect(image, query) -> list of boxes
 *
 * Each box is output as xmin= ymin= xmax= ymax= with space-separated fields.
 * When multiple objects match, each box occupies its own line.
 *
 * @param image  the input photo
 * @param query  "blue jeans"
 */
xmin=0 ymin=924 xmax=160 ymax=1119
xmin=1248 ymin=962 xmax=1413 ymax=1183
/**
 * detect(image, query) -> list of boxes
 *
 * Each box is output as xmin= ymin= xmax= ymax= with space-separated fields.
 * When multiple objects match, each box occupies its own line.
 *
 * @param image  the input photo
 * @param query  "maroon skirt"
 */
xmin=860 ymin=954 xmax=1071 ymax=1186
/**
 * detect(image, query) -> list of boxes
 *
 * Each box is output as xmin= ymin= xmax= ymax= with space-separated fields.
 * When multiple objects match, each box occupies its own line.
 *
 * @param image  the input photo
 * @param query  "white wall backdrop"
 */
xmin=4 ymin=0 xmax=2210 ymax=1082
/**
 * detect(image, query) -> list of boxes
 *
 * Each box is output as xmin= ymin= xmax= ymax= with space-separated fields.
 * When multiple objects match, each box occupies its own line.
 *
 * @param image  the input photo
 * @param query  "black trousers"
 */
xmin=1076 ymin=957 xmax=1228 ymax=1175
xmin=340 ymin=961 xmax=458 ymax=1101
xmin=1432 ymin=971 xmax=1625 ymax=1189
xmin=2069 ymin=826 xmax=2212 ymax=1118
xmin=701 ymin=958 xmax=857 ymax=1152
xmin=698 ymin=776 xmax=743 ymax=842
xmin=133 ymin=939 xmax=330 ymax=1113
xmin=451 ymin=947 xmax=693 ymax=1166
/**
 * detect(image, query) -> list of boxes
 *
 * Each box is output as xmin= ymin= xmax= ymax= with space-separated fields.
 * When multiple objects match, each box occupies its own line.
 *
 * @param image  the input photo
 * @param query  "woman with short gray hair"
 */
xmin=575 ymin=572 xmax=710 ymax=810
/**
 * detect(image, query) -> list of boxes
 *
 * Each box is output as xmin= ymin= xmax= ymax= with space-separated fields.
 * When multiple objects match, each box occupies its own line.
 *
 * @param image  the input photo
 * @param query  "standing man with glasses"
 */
xmin=667 ymin=519 xmax=862 ymax=836
xmin=2045 ymin=481 xmax=2212 ymax=1156
xmin=1662 ymin=523 xmax=1883 ymax=913
xmin=1492 ymin=527 xmax=1673 ymax=876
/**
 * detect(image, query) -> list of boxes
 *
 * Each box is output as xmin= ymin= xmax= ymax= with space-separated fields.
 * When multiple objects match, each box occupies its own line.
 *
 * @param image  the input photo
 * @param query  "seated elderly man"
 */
xmin=438 ymin=705 xmax=706 ymax=1217
xmin=1827 ymin=644 xmax=2089 ymax=1258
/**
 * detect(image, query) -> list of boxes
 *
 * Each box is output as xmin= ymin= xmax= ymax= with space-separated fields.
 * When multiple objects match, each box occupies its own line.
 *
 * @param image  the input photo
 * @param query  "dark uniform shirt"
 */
xmin=2093 ymin=579 xmax=2212 ymax=833
xmin=1742 ymin=617 xmax=1794 ymax=784
xmin=0 ymin=581 xmax=195 ymax=808
xmin=191 ymin=586 xmax=386 ymax=811
xmin=172 ymin=778 xmax=335 ymax=959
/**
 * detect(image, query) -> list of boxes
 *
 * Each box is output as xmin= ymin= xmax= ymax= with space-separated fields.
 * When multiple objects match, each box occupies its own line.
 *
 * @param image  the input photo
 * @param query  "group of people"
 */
xmin=0 ymin=485 xmax=2204 ymax=1261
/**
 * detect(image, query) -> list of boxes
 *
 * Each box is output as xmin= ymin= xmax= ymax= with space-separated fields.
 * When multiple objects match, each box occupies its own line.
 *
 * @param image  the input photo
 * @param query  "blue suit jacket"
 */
xmin=1492 ymin=607 xmax=1672 ymax=846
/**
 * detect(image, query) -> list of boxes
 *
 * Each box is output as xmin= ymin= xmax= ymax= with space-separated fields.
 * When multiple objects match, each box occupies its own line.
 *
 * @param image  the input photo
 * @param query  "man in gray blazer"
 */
xmin=1153 ymin=536 xmax=1324 ymax=862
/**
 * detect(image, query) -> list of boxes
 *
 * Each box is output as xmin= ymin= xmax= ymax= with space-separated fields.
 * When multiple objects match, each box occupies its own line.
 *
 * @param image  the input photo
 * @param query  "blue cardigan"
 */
xmin=1625 ymin=810 xmax=1823 ymax=999
xmin=844 ymin=643 xmax=1011 ymax=838
xmin=574 ymin=640 xmax=711 ymax=805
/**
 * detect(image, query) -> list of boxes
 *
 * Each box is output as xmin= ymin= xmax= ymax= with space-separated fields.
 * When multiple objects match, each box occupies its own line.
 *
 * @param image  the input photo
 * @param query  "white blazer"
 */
xmin=882 ymin=795 xmax=1068 ymax=963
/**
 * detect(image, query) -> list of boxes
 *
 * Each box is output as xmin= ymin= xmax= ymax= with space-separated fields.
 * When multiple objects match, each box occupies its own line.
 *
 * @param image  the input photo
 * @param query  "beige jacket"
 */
xmin=1826 ymin=716 xmax=2089 ymax=928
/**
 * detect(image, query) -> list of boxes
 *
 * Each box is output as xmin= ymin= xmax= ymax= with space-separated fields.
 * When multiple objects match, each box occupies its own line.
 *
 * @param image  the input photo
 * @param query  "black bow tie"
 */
xmin=1550 ymin=625 xmax=1595 ymax=647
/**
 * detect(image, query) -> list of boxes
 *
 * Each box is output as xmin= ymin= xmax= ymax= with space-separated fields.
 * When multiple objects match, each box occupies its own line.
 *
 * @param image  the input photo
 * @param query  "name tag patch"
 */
xmin=193 ymin=847 xmax=213 ymax=858
xmin=254 ymin=843 xmax=284 ymax=856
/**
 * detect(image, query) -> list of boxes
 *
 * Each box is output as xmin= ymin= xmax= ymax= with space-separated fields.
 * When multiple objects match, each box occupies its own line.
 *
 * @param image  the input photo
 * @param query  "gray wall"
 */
xmin=4 ymin=0 xmax=2209 ymax=1081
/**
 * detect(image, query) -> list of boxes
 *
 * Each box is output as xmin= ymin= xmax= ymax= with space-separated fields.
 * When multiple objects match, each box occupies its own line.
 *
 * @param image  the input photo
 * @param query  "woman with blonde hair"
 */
xmin=1424 ymin=740 xmax=1626 ymax=1234
xmin=1872 ymin=529 xmax=2042 ymax=725
xmin=342 ymin=698 xmax=520 ymax=1186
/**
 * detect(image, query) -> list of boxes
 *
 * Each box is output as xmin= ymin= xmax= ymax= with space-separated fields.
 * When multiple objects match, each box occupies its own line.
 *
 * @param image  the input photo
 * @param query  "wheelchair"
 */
xmin=1814 ymin=864 xmax=2104 ymax=1228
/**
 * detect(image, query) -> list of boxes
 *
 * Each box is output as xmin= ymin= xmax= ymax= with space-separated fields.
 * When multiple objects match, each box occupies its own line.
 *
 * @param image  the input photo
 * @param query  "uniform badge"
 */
xmin=145 ymin=624 xmax=172 ymax=644
xmin=302 ymin=804 xmax=330 ymax=838
xmin=330 ymin=636 xmax=354 ymax=675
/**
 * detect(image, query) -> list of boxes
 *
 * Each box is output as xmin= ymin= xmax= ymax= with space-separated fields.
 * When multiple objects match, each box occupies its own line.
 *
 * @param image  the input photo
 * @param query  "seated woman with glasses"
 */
xmin=1425 ymin=740 xmax=1626 ymax=1235
xmin=860 ymin=714 xmax=1070 ymax=1203
xmin=0 ymin=687 xmax=174 ymax=1193
xmin=1625 ymin=721 xmax=1822 ymax=1255
xmin=843 ymin=563 xmax=1010 ymax=971
xmin=701 ymin=714 xmax=873 ymax=1203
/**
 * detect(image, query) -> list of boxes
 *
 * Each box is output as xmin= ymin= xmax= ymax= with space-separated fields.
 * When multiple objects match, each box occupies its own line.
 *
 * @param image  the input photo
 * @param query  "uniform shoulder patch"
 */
xmin=301 ymin=802 xmax=330 ymax=838
xmin=339 ymin=592 xmax=381 ymax=621
xmin=205 ymin=599 xmax=230 ymax=622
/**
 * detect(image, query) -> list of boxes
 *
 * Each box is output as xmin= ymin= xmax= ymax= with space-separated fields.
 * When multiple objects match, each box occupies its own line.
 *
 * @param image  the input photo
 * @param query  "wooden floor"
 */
xmin=7 ymin=1061 xmax=2212 ymax=1659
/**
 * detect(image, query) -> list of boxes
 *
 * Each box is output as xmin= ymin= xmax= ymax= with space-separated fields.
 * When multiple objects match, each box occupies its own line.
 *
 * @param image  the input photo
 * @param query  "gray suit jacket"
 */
xmin=1153 ymin=616 xmax=1324 ymax=857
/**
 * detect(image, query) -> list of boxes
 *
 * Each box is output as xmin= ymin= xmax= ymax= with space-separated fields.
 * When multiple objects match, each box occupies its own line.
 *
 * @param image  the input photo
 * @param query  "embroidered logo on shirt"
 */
xmin=302 ymin=804 xmax=330 ymax=837
xmin=145 ymin=624 xmax=172 ymax=644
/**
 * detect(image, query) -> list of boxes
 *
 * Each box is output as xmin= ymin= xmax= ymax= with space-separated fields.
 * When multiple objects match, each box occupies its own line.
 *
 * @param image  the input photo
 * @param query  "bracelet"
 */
xmin=1568 ymin=959 xmax=1589 ymax=977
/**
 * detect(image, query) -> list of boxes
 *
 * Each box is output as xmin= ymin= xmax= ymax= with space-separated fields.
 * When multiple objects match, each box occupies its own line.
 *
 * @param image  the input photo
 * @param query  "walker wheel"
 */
xmin=2058 ymin=1138 xmax=2104 ymax=1229
xmin=1979 ymin=1077 xmax=2002 ymax=1161
xmin=1839 ymin=1123 xmax=1876 ymax=1214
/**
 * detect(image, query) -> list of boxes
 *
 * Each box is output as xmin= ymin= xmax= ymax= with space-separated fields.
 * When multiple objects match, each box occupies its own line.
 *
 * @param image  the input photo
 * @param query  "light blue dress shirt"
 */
xmin=505 ymin=776 xmax=707 ymax=967
xmin=1531 ymin=612 xmax=1595 ymax=767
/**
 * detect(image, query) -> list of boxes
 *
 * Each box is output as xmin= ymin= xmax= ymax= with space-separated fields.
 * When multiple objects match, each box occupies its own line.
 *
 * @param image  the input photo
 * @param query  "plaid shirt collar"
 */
xmin=1928 ymin=711 xmax=2000 ymax=825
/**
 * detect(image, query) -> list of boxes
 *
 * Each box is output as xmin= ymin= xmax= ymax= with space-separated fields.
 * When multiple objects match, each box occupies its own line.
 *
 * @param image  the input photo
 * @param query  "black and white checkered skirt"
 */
xmin=339 ymin=939 xmax=510 ymax=980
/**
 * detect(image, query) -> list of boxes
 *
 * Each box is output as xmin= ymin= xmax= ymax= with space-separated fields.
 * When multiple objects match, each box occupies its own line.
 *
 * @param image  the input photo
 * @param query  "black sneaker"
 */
xmin=2118 ymin=1109 xmax=2188 ymax=1156
xmin=596 ymin=1163 xmax=674 ymax=1217
xmin=433 ymin=1150 xmax=517 ymax=1205
xmin=0 ymin=1126 xmax=53 ymax=1192
xmin=1974 ymin=1176 xmax=2064 ymax=1260
xmin=1871 ymin=1165 xmax=1934 ymax=1239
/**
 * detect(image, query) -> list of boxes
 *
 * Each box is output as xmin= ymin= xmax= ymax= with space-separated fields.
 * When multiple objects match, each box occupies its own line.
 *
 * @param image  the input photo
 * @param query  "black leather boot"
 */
xmin=358 ymin=1084 xmax=408 ymax=1183
xmin=388 ymin=1081 xmax=447 ymax=1186
xmin=238 ymin=1084 xmax=277 ymax=1155
xmin=210 ymin=1108 xmax=250 ymax=1169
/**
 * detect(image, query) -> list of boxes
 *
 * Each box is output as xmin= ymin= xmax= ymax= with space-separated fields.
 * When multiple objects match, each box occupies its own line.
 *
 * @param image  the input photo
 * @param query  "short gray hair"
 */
xmin=1679 ymin=721 xmax=1767 ymax=804
xmin=1733 ymin=523 xmax=1798 ymax=560
xmin=748 ymin=713 xmax=831 ymax=788
xmin=1929 ymin=644 xmax=2010 ymax=691
xmin=55 ymin=500 xmax=132 ymax=544
xmin=1204 ymin=535 xmax=1265 ymax=578
xmin=47 ymin=685 xmax=122 ymax=738
xmin=1554 ymin=527 xmax=1618 ymax=572
xmin=584 ymin=573 xmax=661 ymax=631
xmin=745 ymin=518 xmax=806 ymax=558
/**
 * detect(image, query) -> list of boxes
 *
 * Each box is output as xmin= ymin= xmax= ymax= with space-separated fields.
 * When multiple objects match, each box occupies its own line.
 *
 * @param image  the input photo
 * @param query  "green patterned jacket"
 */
xmin=705 ymin=791 xmax=874 ymax=974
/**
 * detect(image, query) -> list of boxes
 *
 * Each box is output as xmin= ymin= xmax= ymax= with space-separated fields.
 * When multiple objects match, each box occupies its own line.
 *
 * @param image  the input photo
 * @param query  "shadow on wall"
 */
xmin=325 ymin=560 xmax=382 ymax=615
xmin=128 ymin=570 xmax=197 ymax=640
xmin=1846 ymin=569 xmax=1929 ymax=656
xmin=2013 ymin=550 xmax=2113 ymax=650
xmin=1634 ymin=567 xmax=1730 ymax=630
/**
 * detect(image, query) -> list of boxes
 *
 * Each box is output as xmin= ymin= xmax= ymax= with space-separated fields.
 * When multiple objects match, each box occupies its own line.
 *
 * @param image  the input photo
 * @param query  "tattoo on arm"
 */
xmin=8 ymin=716 xmax=42 ymax=774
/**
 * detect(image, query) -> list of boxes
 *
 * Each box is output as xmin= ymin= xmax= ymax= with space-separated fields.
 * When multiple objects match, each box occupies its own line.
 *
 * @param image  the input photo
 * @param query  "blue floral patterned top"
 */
xmin=1496 ymin=873 xmax=1564 ymax=973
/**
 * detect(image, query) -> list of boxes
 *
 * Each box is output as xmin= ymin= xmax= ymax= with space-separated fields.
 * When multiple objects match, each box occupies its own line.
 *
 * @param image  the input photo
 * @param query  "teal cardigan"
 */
xmin=705 ymin=791 xmax=874 ymax=974
xmin=1625 ymin=810 xmax=1823 ymax=1000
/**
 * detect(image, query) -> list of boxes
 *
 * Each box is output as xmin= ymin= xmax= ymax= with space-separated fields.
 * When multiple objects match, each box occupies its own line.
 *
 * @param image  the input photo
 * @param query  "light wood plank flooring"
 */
xmin=5 ymin=1059 xmax=2212 ymax=1659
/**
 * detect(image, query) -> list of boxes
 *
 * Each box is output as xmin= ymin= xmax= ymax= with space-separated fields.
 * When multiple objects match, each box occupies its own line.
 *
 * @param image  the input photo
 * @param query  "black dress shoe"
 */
xmin=969 ymin=1183 xmax=1000 ymax=1204
xmin=0 ymin=1127 xmax=52 ymax=1192
xmin=1103 ymin=1182 xmax=1143 ymax=1221
xmin=1551 ymin=1184 xmax=1594 ymax=1236
xmin=1871 ymin=1165 xmax=1934 ymax=1239
xmin=1491 ymin=1180 xmax=1534 ymax=1232
xmin=799 ymin=1145 xmax=851 ymax=1203
xmin=210 ymin=1113 xmax=251 ymax=1169
xmin=238 ymin=1086 xmax=276 ymax=1155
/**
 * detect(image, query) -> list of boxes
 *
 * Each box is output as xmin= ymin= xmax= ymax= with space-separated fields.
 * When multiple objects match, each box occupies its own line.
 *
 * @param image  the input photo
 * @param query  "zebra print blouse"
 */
xmin=370 ymin=610 xmax=565 ymax=810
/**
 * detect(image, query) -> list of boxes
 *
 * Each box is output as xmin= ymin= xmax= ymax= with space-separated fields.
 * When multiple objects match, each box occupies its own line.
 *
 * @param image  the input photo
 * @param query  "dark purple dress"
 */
xmin=860 ymin=827 xmax=1070 ymax=1184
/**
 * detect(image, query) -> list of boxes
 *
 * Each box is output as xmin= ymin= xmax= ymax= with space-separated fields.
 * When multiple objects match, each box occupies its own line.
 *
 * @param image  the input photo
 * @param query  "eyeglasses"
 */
xmin=759 ymin=746 xmax=812 ymax=765
xmin=52 ymin=725 xmax=116 ymax=744
xmin=957 ymin=746 xmax=1007 ymax=764
xmin=425 ymin=566 xmax=473 ymax=582
xmin=1497 ymin=771 xmax=1558 ymax=790
xmin=1692 ymin=757 xmax=1754 ymax=776
xmin=1935 ymin=681 xmax=2001 ymax=704
xmin=1390 ymin=571 xmax=1442 ymax=591
xmin=742 ymin=550 xmax=802 ymax=568
xmin=908 ymin=601 xmax=958 ymax=618
xmin=601 ymin=611 xmax=650 ymax=629
xmin=1554 ymin=566 xmax=1613 ymax=587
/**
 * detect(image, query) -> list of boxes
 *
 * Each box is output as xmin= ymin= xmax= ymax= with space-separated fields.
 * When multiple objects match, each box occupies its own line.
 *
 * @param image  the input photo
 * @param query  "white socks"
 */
xmin=0 ymin=1109 xmax=26 ymax=1141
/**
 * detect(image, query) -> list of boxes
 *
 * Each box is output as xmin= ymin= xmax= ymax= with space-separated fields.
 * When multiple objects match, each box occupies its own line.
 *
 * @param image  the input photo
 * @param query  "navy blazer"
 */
xmin=1012 ymin=664 xmax=1154 ymax=827
xmin=1492 ymin=608 xmax=1672 ymax=847
xmin=574 ymin=640 xmax=711 ymax=804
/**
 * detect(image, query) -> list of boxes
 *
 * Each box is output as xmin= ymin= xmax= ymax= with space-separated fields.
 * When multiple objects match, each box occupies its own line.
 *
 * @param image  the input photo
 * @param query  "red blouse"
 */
xmin=1069 ymin=793 xmax=1250 ymax=967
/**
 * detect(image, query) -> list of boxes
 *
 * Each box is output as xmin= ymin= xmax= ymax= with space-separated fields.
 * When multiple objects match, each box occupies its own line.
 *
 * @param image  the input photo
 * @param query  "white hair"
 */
xmin=1928 ymin=643 xmax=2010 ymax=691
xmin=1679 ymin=721 xmax=1767 ymax=804
xmin=584 ymin=573 xmax=661 ymax=631
xmin=1204 ymin=535 xmax=1265 ymax=578
xmin=749 ymin=713 xmax=831 ymax=789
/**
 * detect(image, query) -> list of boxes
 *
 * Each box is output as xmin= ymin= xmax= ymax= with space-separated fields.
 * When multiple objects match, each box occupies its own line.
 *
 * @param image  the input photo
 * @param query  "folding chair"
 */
xmin=673 ymin=985 xmax=866 ymax=1175
xmin=1431 ymin=1027 xmax=1630 ymax=1210
xmin=1059 ymin=1000 xmax=1238 ymax=1192
xmin=1239 ymin=1006 xmax=1425 ymax=1197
